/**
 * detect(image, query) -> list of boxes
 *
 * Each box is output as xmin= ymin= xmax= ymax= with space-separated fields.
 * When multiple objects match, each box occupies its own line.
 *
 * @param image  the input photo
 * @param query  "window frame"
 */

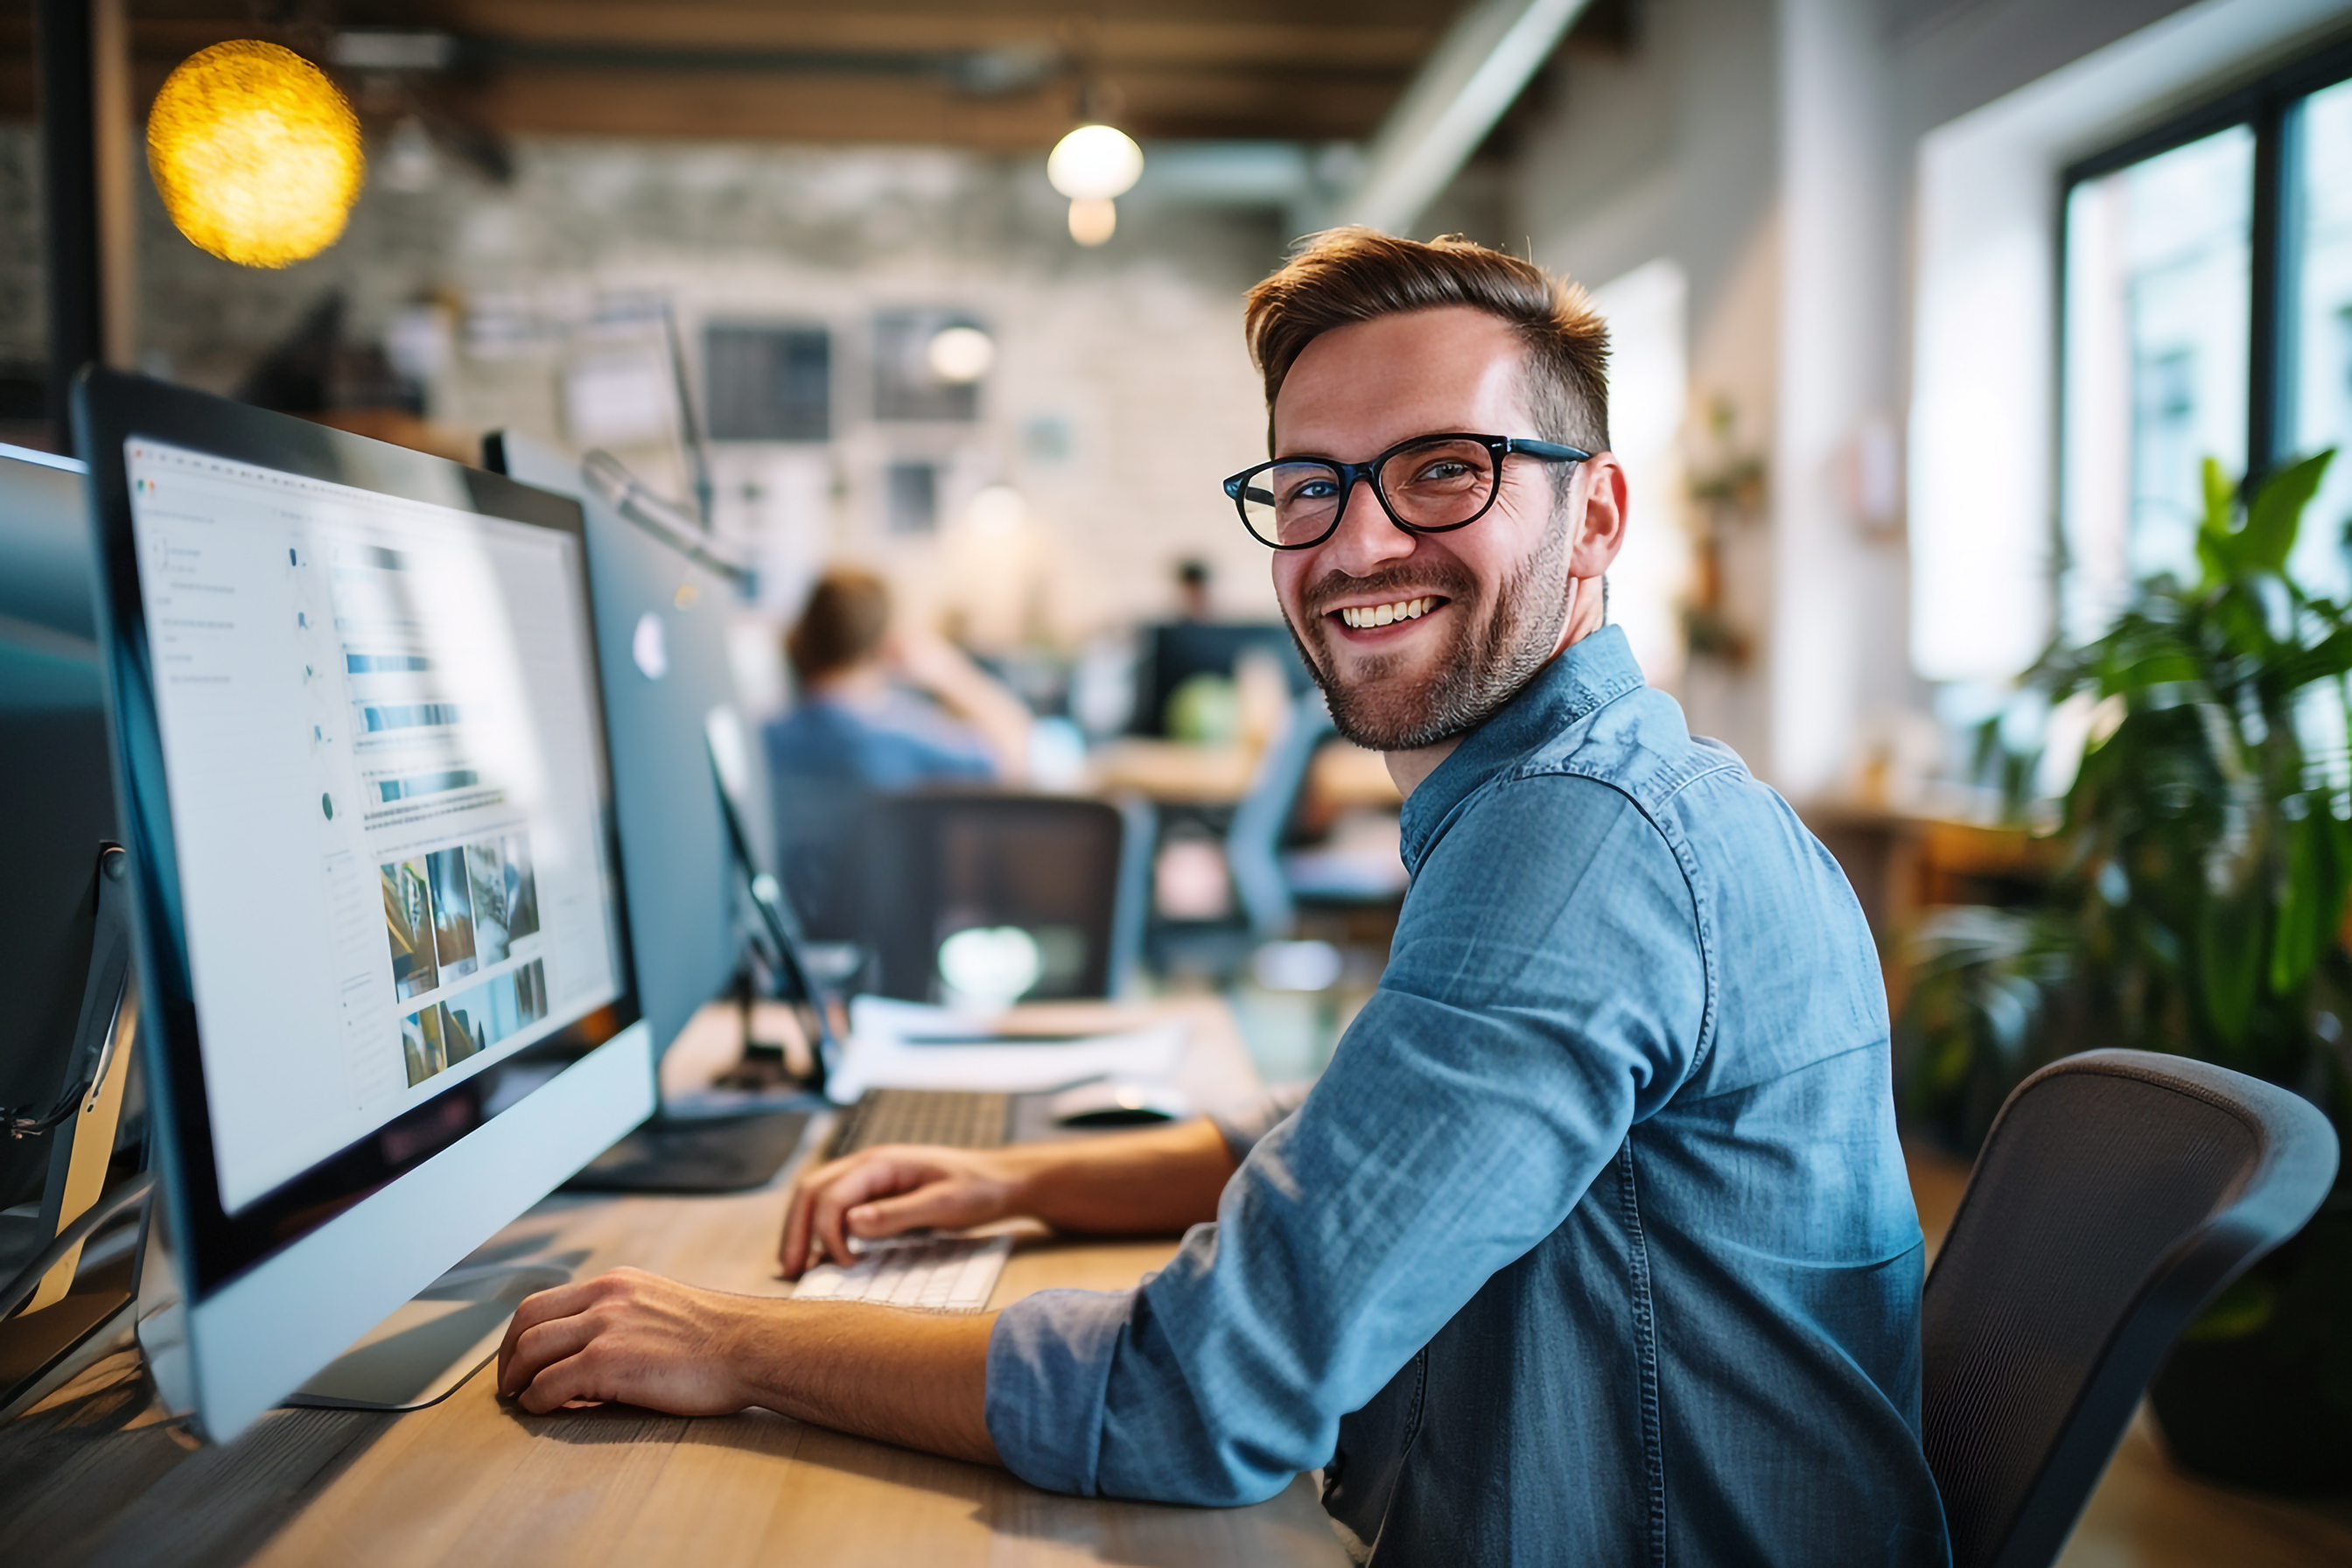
xmin=2059 ymin=34 xmax=2352 ymax=504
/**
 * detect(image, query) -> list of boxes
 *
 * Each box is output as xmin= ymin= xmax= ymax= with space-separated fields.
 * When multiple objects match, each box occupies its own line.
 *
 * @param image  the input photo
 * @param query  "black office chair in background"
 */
xmin=1922 ymin=1048 xmax=2339 ymax=1568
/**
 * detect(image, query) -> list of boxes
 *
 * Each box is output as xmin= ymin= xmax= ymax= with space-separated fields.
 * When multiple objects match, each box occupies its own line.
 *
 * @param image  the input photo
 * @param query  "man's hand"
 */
xmin=780 ymin=1144 xmax=1026 ymax=1278
xmin=498 ymin=1265 xmax=1003 ymax=1463
xmin=780 ymin=1119 xmax=1241 ymax=1280
xmin=497 ymin=1267 xmax=760 ymax=1416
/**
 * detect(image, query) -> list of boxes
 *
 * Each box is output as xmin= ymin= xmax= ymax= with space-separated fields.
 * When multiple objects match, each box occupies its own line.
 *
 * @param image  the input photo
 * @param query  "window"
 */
xmin=705 ymin=324 xmax=831 ymax=442
xmin=2062 ymin=45 xmax=2352 ymax=635
xmin=873 ymin=311 xmax=983 ymax=423
xmin=886 ymin=460 xmax=940 ymax=535
xmin=2292 ymin=77 xmax=2352 ymax=585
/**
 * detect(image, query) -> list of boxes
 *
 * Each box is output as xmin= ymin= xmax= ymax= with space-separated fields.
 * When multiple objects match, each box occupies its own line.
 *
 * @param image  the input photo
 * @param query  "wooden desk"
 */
xmin=0 ymin=1002 xmax=1346 ymax=1568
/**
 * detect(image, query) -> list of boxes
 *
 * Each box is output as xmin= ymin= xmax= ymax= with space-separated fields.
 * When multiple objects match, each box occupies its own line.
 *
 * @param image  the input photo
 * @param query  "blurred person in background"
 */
xmin=1173 ymin=556 xmax=1214 ymax=621
xmin=764 ymin=565 xmax=1032 ymax=790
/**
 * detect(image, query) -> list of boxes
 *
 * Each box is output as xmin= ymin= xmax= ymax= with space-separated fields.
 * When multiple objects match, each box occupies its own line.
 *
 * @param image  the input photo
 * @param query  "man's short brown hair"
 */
xmin=787 ymin=566 xmax=891 ymax=683
xmin=1242 ymin=228 xmax=1610 ymax=457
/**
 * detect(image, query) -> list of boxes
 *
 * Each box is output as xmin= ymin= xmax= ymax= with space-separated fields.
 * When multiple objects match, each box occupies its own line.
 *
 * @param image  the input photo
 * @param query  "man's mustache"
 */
xmin=1302 ymin=563 xmax=1478 ymax=619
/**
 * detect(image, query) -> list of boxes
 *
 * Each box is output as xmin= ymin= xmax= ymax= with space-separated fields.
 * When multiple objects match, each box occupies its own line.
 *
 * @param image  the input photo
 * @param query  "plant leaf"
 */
xmin=2272 ymin=627 xmax=2352 ymax=692
xmin=2200 ymin=457 xmax=2239 ymax=584
xmin=2238 ymin=450 xmax=2336 ymax=577
xmin=2204 ymin=456 xmax=2236 ymax=535
xmin=2272 ymin=808 xmax=2352 ymax=995
xmin=2199 ymin=892 xmax=2264 ymax=1046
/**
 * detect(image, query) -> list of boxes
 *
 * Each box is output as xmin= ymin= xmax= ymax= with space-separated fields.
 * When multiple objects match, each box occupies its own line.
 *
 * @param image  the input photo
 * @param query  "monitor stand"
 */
xmin=562 ymin=766 xmax=844 ymax=1197
xmin=281 ymin=1261 xmax=573 ymax=1411
xmin=560 ymin=1107 xmax=816 ymax=1194
xmin=133 ymin=1202 xmax=578 ymax=1418
xmin=1 ymin=845 xmax=146 ymax=1422
xmin=563 ymin=959 xmax=830 ymax=1195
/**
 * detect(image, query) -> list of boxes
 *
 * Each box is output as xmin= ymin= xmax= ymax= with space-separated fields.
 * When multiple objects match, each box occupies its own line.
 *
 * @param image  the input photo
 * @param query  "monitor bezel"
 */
xmin=74 ymin=369 xmax=644 ymax=1301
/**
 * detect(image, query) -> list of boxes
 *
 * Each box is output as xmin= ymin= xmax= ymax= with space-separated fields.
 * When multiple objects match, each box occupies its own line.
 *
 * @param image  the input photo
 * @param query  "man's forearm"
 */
xmin=728 ymin=1299 xmax=1001 ymax=1465
xmin=1004 ymin=1116 xmax=1236 ymax=1235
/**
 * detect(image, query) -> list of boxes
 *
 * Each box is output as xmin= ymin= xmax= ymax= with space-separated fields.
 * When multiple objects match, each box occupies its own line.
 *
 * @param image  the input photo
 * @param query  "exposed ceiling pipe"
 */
xmin=1334 ymin=0 xmax=1592 ymax=235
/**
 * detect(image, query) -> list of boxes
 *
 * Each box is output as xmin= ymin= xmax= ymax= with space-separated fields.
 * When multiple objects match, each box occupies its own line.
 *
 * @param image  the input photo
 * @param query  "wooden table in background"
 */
xmin=0 ymin=1000 xmax=1345 ymax=1568
xmin=1085 ymin=738 xmax=1261 ymax=806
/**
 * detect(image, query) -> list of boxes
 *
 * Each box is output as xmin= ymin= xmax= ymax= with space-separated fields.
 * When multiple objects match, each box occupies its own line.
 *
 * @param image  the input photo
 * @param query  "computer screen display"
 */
xmin=122 ymin=438 xmax=626 ymax=1215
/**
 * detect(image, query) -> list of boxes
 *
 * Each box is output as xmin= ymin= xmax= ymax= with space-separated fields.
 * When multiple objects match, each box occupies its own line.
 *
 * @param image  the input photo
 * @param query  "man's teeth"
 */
xmin=1340 ymin=597 xmax=1435 ymax=629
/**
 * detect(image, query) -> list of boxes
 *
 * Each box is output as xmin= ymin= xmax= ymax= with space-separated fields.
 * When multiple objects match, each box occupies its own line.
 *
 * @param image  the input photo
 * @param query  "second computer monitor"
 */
xmin=0 ymin=445 xmax=119 ymax=1265
xmin=486 ymin=432 xmax=753 ymax=1059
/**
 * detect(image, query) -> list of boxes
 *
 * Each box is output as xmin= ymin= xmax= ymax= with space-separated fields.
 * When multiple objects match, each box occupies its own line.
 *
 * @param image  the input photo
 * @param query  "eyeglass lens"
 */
xmin=1239 ymin=438 xmax=1499 ymax=546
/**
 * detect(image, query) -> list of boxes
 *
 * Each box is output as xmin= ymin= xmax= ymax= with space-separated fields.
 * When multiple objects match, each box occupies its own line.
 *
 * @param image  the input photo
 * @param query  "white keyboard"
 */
xmin=791 ymin=1235 xmax=1011 ymax=1313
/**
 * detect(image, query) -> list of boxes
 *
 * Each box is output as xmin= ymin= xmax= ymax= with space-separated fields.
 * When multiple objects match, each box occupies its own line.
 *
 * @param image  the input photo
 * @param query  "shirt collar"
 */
xmin=1396 ymin=624 xmax=1647 ymax=873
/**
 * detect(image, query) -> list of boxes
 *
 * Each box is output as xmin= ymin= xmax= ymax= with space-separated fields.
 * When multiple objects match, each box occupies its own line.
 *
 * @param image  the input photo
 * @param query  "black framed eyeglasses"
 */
xmin=1222 ymin=432 xmax=1591 ymax=550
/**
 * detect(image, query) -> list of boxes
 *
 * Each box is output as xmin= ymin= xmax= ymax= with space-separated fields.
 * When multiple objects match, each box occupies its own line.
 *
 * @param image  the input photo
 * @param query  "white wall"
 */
xmin=1510 ymin=0 xmax=1784 ymax=769
xmin=1773 ymin=0 xmax=1911 ymax=798
xmin=1498 ymin=0 xmax=2352 ymax=798
xmin=390 ymin=144 xmax=1296 ymax=648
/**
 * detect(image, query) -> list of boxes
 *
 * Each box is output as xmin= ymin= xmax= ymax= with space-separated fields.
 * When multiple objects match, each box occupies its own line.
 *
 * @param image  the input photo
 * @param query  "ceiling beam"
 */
xmin=1334 ymin=0 xmax=1590 ymax=234
xmin=0 ymin=4 xmax=1480 ymax=146
xmin=453 ymin=66 xmax=1400 ymax=148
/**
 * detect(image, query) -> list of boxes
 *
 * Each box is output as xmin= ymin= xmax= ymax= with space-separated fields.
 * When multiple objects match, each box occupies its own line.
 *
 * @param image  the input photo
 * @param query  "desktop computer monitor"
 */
xmin=0 ymin=444 xmax=146 ymax=1417
xmin=74 ymin=370 xmax=653 ymax=1442
xmin=0 ymin=444 xmax=111 ymax=1222
xmin=485 ymin=431 xmax=821 ymax=1190
xmin=1130 ymin=620 xmax=1309 ymax=737
xmin=485 ymin=431 xmax=749 ymax=1060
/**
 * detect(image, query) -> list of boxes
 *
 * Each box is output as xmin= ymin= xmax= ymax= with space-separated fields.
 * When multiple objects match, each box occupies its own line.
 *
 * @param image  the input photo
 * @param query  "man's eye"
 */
xmin=1284 ymin=478 xmax=1339 ymax=503
xmin=1409 ymin=460 xmax=1475 ymax=485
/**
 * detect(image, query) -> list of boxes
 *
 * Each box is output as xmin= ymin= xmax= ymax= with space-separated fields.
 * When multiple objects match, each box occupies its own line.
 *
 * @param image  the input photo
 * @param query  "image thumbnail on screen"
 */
xmin=401 ymin=957 xmax=549 ymax=1088
xmin=380 ymin=831 xmax=540 ymax=999
xmin=380 ymin=829 xmax=546 ymax=1088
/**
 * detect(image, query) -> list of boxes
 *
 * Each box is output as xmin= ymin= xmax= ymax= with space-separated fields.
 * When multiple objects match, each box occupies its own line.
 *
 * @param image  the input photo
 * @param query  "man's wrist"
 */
xmin=713 ymin=1295 xmax=1000 ymax=1464
xmin=993 ymin=1143 xmax=1063 ymax=1224
xmin=717 ymin=1295 xmax=805 ymax=1414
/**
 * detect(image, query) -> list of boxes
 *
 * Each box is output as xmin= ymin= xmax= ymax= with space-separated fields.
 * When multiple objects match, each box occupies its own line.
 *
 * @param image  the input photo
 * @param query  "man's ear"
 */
xmin=1568 ymin=453 xmax=1629 ymax=579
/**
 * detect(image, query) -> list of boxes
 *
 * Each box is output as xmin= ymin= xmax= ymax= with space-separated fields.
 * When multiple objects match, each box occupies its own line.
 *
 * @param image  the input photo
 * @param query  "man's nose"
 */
xmin=1322 ymin=476 xmax=1415 ymax=577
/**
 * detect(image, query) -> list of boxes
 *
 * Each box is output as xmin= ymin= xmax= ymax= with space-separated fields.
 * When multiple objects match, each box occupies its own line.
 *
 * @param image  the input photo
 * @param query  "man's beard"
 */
xmin=1283 ymin=510 xmax=1576 ymax=752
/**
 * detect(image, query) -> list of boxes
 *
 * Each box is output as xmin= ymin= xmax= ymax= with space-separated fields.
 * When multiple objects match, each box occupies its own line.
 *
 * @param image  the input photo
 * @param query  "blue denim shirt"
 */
xmin=987 ymin=627 xmax=1950 ymax=1565
xmin=764 ymin=693 xmax=996 ymax=792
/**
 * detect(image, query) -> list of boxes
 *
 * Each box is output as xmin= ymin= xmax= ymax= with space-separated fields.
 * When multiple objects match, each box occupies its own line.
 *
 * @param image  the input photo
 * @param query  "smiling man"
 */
xmin=497 ymin=231 xmax=1949 ymax=1566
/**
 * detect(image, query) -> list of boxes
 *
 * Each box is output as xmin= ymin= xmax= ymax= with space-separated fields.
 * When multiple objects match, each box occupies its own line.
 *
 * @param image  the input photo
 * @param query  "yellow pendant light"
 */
xmin=147 ymin=41 xmax=365 ymax=269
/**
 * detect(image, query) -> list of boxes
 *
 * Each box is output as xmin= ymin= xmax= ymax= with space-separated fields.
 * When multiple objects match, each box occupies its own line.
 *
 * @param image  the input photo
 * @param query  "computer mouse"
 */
xmin=1047 ymin=1080 xmax=1191 ymax=1128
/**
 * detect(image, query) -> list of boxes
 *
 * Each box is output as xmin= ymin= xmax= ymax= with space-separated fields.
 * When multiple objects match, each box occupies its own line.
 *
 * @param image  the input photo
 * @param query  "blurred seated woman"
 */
xmin=765 ymin=566 xmax=1032 ymax=790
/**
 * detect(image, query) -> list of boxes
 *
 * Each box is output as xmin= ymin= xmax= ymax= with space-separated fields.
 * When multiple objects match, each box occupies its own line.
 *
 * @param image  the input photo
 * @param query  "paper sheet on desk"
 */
xmin=830 ymin=997 xmax=1187 ymax=1102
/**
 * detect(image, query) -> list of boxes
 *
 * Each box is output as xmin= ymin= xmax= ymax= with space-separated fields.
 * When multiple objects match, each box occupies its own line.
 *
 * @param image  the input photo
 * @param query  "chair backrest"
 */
xmin=1922 ymin=1048 xmax=2338 ymax=1568
xmin=859 ymin=791 xmax=1143 ymax=1004
xmin=1226 ymin=689 xmax=1334 ymax=939
xmin=769 ymin=774 xmax=872 ymax=943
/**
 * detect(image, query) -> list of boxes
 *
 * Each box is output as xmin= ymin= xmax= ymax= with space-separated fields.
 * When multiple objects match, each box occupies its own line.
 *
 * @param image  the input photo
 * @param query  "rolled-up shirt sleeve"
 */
xmin=984 ymin=774 xmax=1711 ymax=1504
xmin=1209 ymin=1082 xmax=1312 ymax=1163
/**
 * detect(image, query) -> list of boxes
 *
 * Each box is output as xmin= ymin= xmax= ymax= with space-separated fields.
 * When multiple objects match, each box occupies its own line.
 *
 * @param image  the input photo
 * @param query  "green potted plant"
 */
xmin=1900 ymin=450 xmax=2352 ymax=1491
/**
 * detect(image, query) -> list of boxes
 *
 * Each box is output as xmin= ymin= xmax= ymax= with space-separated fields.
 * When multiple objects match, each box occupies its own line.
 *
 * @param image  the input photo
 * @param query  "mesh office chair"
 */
xmin=1922 ymin=1048 xmax=2339 ymax=1568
